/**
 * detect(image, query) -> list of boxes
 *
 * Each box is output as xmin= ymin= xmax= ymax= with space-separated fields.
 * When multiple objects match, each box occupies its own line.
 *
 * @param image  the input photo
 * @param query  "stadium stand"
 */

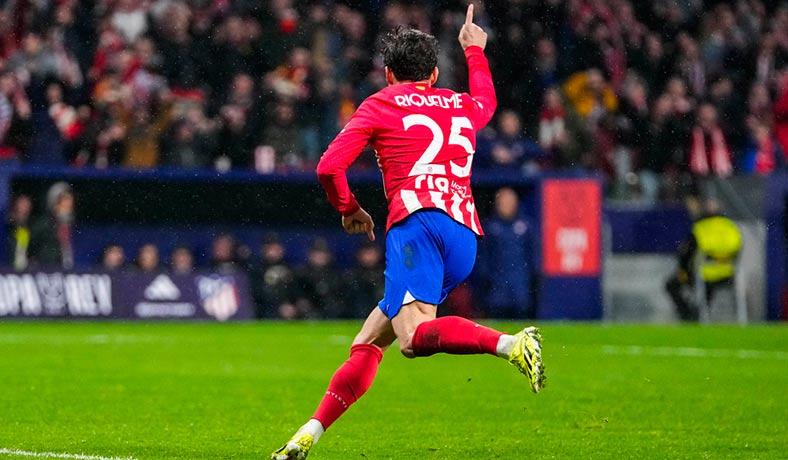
xmin=1 ymin=0 xmax=787 ymax=320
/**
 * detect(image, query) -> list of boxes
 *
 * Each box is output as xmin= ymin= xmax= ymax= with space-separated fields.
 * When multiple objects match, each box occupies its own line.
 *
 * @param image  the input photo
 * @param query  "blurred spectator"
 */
xmin=153 ymin=2 xmax=208 ymax=90
xmin=170 ymin=246 xmax=194 ymax=275
xmin=775 ymin=70 xmax=788 ymax=162
xmin=342 ymin=241 xmax=385 ymax=319
xmin=210 ymin=234 xmax=242 ymax=274
xmin=122 ymin=91 xmax=173 ymax=168
xmin=127 ymin=37 xmax=169 ymax=106
xmin=741 ymin=81 xmax=779 ymax=175
xmin=747 ymin=82 xmax=774 ymax=128
xmin=251 ymin=233 xmax=297 ymax=319
xmin=266 ymin=47 xmax=313 ymax=102
xmin=5 ymin=195 xmax=32 ymax=271
xmin=747 ymin=122 xmax=783 ymax=175
xmin=206 ymin=72 xmax=258 ymax=170
xmin=0 ymin=71 xmax=32 ymax=160
xmin=267 ymin=45 xmax=324 ymax=162
xmin=748 ymin=32 xmax=787 ymax=85
xmin=674 ymin=34 xmax=706 ymax=98
xmin=28 ymin=182 xmax=75 ymax=269
xmin=111 ymin=0 xmax=149 ymax=44
xmin=618 ymin=74 xmax=650 ymax=150
xmin=161 ymin=118 xmax=214 ymax=168
xmin=25 ymin=79 xmax=72 ymax=165
xmin=561 ymin=68 xmax=619 ymax=173
xmin=45 ymin=80 xmax=87 ymax=162
xmin=294 ymin=238 xmax=342 ymax=319
xmin=611 ymin=74 xmax=651 ymax=198
xmin=260 ymin=101 xmax=302 ymax=169
xmin=538 ymin=88 xmax=567 ymax=158
xmin=252 ymin=0 xmax=304 ymax=69
xmin=212 ymin=15 xmax=266 ymax=85
xmin=135 ymin=243 xmax=159 ymax=272
xmin=640 ymin=94 xmax=690 ymax=202
xmin=477 ymin=188 xmax=535 ymax=319
xmin=540 ymin=86 xmax=591 ymax=169
xmin=221 ymin=72 xmax=258 ymax=115
xmin=532 ymin=37 xmax=561 ymax=102
xmin=689 ymin=103 xmax=733 ymax=177
xmin=333 ymin=6 xmax=375 ymax=89
xmin=78 ymin=107 xmax=126 ymax=168
xmin=101 ymin=243 xmax=125 ymax=272
xmin=435 ymin=10 xmax=464 ymax=93
xmin=478 ymin=110 xmax=545 ymax=172
xmin=213 ymin=100 xmax=256 ymax=171
xmin=588 ymin=15 xmax=627 ymax=89
xmin=48 ymin=2 xmax=94 ymax=75
xmin=662 ymin=77 xmax=696 ymax=117
xmin=631 ymin=33 xmax=670 ymax=92
xmin=708 ymin=76 xmax=745 ymax=148
xmin=562 ymin=68 xmax=618 ymax=122
xmin=7 ymin=31 xmax=64 ymax=85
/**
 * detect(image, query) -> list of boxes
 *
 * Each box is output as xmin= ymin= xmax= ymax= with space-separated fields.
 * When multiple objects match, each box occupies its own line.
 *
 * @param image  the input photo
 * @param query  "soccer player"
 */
xmin=271 ymin=6 xmax=544 ymax=459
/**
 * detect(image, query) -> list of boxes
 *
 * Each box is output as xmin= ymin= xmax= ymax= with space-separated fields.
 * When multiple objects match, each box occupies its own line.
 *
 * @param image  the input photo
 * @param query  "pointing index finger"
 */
xmin=465 ymin=4 xmax=474 ymax=25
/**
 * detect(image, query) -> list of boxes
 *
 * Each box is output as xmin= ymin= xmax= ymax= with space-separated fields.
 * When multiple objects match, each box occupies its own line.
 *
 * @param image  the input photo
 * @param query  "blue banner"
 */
xmin=0 ymin=270 xmax=254 ymax=320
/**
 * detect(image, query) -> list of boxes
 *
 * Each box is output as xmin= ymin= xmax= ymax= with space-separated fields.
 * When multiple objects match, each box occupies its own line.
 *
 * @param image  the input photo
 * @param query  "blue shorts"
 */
xmin=377 ymin=210 xmax=478 ymax=319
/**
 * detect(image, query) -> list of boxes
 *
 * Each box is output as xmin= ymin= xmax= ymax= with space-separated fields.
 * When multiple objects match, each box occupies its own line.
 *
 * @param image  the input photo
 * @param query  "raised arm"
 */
xmin=458 ymin=4 xmax=497 ymax=128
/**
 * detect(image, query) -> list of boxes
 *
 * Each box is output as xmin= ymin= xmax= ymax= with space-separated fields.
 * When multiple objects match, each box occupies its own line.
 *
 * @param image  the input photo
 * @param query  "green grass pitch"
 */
xmin=0 ymin=321 xmax=786 ymax=459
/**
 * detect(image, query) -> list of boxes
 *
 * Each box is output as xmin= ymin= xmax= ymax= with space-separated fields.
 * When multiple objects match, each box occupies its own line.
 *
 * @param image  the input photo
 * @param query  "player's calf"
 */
xmin=396 ymin=312 xmax=546 ymax=393
xmin=407 ymin=315 xmax=503 ymax=357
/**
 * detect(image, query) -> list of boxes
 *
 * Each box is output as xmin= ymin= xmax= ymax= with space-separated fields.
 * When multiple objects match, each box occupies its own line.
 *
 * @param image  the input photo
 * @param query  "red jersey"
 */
xmin=316 ymin=45 xmax=497 ymax=235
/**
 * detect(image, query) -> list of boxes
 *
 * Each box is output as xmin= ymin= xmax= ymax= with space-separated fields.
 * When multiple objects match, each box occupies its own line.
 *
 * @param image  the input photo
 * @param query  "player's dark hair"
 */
xmin=381 ymin=26 xmax=439 ymax=82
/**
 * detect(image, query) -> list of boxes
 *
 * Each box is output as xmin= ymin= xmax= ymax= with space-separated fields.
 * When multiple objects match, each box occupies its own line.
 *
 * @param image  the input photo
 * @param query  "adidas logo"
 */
xmin=144 ymin=274 xmax=181 ymax=300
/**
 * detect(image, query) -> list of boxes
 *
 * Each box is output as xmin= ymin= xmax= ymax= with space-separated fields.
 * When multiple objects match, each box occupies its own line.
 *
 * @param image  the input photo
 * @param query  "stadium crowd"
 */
xmin=0 ymin=0 xmax=787 ymax=201
xmin=5 ymin=182 xmax=537 ymax=319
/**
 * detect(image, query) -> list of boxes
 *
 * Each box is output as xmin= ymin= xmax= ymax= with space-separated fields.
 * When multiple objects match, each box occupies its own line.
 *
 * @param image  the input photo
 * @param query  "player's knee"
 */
xmin=399 ymin=342 xmax=416 ymax=358
xmin=398 ymin=333 xmax=416 ymax=358
xmin=353 ymin=332 xmax=391 ymax=352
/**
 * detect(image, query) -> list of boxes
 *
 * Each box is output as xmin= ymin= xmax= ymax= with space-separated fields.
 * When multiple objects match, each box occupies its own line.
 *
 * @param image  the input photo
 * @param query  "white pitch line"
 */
xmin=0 ymin=448 xmax=136 ymax=460
xmin=601 ymin=345 xmax=788 ymax=361
xmin=0 ymin=334 xmax=174 ymax=345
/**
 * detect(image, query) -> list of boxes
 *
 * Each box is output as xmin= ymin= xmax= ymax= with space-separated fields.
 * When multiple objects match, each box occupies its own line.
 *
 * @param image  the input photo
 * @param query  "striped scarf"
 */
xmin=690 ymin=126 xmax=732 ymax=176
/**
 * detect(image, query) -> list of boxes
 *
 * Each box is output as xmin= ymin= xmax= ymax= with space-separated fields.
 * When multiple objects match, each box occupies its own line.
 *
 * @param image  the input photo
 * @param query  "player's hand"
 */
xmin=458 ymin=4 xmax=487 ymax=50
xmin=342 ymin=208 xmax=376 ymax=241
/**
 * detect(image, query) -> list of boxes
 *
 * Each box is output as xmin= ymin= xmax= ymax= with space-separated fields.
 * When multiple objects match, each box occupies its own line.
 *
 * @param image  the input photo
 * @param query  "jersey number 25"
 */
xmin=404 ymin=115 xmax=474 ymax=178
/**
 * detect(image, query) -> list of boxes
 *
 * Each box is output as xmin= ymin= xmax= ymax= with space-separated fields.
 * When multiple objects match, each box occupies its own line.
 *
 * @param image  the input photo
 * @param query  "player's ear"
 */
xmin=429 ymin=67 xmax=439 ymax=86
xmin=385 ymin=67 xmax=396 ymax=86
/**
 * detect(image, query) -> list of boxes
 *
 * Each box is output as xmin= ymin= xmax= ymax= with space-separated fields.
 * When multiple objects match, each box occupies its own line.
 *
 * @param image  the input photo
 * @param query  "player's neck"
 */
xmin=390 ymin=79 xmax=432 ymax=87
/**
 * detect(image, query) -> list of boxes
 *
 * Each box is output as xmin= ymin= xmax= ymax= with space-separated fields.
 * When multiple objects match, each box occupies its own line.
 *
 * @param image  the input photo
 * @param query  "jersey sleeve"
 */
xmin=316 ymin=100 xmax=377 ymax=216
xmin=464 ymin=45 xmax=497 ymax=129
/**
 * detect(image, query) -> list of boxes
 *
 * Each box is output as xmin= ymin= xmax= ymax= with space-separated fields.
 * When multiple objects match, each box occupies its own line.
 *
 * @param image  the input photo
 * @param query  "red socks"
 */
xmin=312 ymin=343 xmax=383 ymax=429
xmin=311 ymin=318 xmax=501 ymax=430
xmin=411 ymin=316 xmax=502 ymax=357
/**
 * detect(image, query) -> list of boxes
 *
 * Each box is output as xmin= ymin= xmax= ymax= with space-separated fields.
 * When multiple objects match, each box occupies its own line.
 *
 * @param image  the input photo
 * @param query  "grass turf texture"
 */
xmin=0 ymin=322 xmax=786 ymax=460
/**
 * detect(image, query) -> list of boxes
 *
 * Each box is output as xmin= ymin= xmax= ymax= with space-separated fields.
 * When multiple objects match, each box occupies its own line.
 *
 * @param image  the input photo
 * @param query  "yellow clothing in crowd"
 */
xmin=561 ymin=71 xmax=618 ymax=118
